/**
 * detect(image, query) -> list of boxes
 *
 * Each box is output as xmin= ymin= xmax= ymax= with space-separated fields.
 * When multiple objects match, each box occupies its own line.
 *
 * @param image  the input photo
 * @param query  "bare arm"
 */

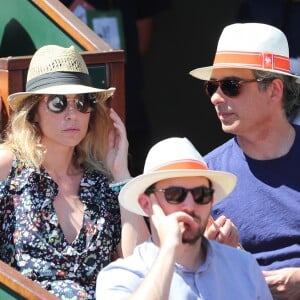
xmin=121 ymin=207 xmax=150 ymax=257
xmin=0 ymin=147 xmax=14 ymax=181
xmin=105 ymin=108 xmax=150 ymax=256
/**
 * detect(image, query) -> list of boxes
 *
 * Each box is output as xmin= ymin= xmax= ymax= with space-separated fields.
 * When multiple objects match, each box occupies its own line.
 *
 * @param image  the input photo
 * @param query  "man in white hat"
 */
xmin=190 ymin=22 xmax=300 ymax=299
xmin=96 ymin=137 xmax=272 ymax=299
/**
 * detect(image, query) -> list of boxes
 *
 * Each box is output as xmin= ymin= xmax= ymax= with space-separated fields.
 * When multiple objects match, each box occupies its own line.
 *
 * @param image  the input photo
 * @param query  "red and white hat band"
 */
xmin=214 ymin=51 xmax=290 ymax=73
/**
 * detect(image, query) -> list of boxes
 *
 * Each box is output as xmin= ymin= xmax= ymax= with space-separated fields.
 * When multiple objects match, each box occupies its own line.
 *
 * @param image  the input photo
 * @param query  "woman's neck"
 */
xmin=42 ymin=147 xmax=80 ymax=177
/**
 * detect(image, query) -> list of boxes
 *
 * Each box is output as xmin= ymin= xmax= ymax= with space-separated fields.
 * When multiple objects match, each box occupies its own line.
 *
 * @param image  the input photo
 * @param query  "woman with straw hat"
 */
xmin=0 ymin=44 xmax=137 ymax=299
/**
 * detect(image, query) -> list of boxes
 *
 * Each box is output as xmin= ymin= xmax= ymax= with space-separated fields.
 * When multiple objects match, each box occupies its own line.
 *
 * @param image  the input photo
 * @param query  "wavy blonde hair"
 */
xmin=3 ymin=94 xmax=112 ymax=176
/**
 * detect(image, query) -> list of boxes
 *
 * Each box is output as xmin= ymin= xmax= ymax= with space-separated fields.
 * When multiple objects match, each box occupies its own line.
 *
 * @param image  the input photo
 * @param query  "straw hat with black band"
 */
xmin=8 ymin=44 xmax=115 ymax=112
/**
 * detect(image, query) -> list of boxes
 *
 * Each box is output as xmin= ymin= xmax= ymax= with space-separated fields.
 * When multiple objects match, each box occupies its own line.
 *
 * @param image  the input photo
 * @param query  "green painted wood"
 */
xmin=89 ymin=66 xmax=106 ymax=88
xmin=0 ymin=0 xmax=83 ymax=57
xmin=0 ymin=0 xmax=107 ymax=88
xmin=0 ymin=284 xmax=25 ymax=300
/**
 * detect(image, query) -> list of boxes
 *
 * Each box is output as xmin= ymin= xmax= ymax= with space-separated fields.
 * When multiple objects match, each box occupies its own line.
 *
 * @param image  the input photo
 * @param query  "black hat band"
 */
xmin=26 ymin=71 xmax=92 ymax=92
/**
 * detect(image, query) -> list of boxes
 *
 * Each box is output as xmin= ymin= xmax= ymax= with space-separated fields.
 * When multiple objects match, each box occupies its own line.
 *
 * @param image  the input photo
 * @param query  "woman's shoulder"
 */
xmin=0 ymin=147 xmax=14 ymax=181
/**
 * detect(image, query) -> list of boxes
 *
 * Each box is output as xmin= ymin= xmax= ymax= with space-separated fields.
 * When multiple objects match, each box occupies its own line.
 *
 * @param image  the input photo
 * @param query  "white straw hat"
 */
xmin=8 ymin=45 xmax=115 ymax=111
xmin=119 ymin=137 xmax=237 ymax=216
xmin=190 ymin=23 xmax=300 ymax=83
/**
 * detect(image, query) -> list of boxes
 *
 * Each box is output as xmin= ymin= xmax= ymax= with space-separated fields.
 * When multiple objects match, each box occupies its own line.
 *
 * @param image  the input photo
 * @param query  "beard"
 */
xmin=182 ymin=212 xmax=208 ymax=245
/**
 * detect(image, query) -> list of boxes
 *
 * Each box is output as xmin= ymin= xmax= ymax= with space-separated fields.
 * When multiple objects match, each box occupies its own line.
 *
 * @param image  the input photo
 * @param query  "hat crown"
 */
xmin=217 ymin=23 xmax=289 ymax=56
xmin=27 ymin=45 xmax=89 ymax=81
xmin=144 ymin=137 xmax=207 ymax=173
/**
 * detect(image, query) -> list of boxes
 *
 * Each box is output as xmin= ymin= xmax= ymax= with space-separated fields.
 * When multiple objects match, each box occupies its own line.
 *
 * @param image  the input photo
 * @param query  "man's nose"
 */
xmin=210 ymin=89 xmax=226 ymax=106
xmin=182 ymin=191 xmax=195 ymax=209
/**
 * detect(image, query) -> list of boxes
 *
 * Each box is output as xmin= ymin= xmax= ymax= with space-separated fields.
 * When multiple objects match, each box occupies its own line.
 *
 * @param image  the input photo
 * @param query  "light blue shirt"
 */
xmin=96 ymin=239 xmax=272 ymax=299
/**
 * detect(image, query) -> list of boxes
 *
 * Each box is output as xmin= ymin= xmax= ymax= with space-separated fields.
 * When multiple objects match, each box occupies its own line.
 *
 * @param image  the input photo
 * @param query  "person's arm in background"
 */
xmin=105 ymin=108 xmax=150 ymax=258
xmin=0 ymin=98 xmax=2 ymax=141
xmin=136 ymin=17 xmax=154 ymax=56
xmin=136 ymin=0 xmax=172 ymax=56
xmin=0 ymin=147 xmax=14 ymax=181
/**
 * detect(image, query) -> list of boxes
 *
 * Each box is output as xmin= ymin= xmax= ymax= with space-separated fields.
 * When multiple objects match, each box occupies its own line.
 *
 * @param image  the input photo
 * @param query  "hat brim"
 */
xmin=119 ymin=169 xmax=237 ymax=216
xmin=8 ymin=85 xmax=115 ymax=111
xmin=189 ymin=65 xmax=300 ymax=83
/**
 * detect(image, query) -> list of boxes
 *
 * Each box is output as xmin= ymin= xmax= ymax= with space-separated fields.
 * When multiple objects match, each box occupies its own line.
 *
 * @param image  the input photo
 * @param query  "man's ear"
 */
xmin=268 ymin=78 xmax=284 ymax=103
xmin=138 ymin=194 xmax=152 ymax=216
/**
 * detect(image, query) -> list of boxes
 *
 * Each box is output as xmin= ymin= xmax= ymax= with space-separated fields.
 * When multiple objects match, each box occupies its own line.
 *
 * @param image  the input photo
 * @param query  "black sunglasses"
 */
xmin=146 ymin=186 xmax=214 ymax=205
xmin=45 ymin=93 xmax=97 ymax=113
xmin=204 ymin=78 xmax=264 ymax=98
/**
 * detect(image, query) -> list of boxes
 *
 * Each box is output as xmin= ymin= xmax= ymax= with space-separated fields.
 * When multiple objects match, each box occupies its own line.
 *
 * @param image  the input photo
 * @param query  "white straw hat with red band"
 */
xmin=189 ymin=23 xmax=300 ymax=83
xmin=119 ymin=137 xmax=237 ymax=216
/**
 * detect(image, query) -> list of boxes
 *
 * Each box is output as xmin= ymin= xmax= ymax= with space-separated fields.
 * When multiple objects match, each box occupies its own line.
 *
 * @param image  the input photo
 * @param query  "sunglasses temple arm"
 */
xmin=206 ymin=215 xmax=244 ymax=250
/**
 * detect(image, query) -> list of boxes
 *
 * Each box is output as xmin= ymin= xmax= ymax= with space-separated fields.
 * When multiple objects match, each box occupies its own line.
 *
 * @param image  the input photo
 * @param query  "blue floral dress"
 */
xmin=0 ymin=158 xmax=121 ymax=299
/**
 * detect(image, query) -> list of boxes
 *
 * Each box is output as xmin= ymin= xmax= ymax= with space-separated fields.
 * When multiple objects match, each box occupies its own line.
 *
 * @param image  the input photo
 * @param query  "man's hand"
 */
xmin=151 ymin=196 xmax=196 ymax=256
xmin=263 ymin=267 xmax=300 ymax=300
xmin=205 ymin=215 xmax=240 ymax=248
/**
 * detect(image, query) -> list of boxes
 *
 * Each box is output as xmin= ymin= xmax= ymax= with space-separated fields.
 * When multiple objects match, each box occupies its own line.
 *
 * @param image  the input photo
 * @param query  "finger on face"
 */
xmin=150 ymin=194 xmax=166 ymax=218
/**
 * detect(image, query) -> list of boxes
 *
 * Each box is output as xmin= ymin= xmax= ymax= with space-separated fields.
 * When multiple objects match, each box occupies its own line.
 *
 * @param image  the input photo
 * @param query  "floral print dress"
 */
xmin=0 ymin=158 xmax=121 ymax=300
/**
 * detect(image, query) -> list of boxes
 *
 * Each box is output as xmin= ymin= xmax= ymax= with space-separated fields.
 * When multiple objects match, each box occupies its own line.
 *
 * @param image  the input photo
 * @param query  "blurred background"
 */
xmin=141 ymin=0 xmax=243 ymax=155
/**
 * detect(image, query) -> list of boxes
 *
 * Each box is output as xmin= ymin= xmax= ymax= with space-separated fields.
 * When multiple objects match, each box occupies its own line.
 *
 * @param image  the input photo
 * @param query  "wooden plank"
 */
xmin=31 ymin=0 xmax=112 ymax=51
xmin=0 ymin=261 xmax=59 ymax=300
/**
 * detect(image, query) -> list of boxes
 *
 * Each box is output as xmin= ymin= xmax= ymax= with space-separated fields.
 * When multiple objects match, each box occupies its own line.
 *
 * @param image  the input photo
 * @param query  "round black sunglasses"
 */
xmin=146 ymin=186 xmax=214 ymax=205
xmin=45 ymin=93 xmax=97 ymax=113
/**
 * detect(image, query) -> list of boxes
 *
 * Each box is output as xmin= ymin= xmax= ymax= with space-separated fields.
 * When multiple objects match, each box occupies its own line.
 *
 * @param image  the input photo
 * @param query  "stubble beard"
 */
xmin=182 ymin=212 xmax=208 ymax=245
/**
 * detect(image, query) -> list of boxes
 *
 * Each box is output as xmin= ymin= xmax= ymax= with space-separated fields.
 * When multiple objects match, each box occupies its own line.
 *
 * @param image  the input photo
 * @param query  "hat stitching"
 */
xmin=28 ymin=55 xmax=88 ymax=81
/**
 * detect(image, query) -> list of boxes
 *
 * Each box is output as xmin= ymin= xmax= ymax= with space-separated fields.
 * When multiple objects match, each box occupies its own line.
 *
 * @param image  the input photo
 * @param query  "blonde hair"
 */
xmin=3 ymin=94 xmax=112 ymax=176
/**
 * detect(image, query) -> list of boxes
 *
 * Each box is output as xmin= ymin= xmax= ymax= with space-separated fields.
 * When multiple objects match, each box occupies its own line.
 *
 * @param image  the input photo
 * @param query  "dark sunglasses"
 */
xmin=146 ymin=186 xmax=214 ymax=205
xmin=45 ymin=93 xmax=97 ymax=113
xmin=204 ymin=78 xmax=264 ymax=98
